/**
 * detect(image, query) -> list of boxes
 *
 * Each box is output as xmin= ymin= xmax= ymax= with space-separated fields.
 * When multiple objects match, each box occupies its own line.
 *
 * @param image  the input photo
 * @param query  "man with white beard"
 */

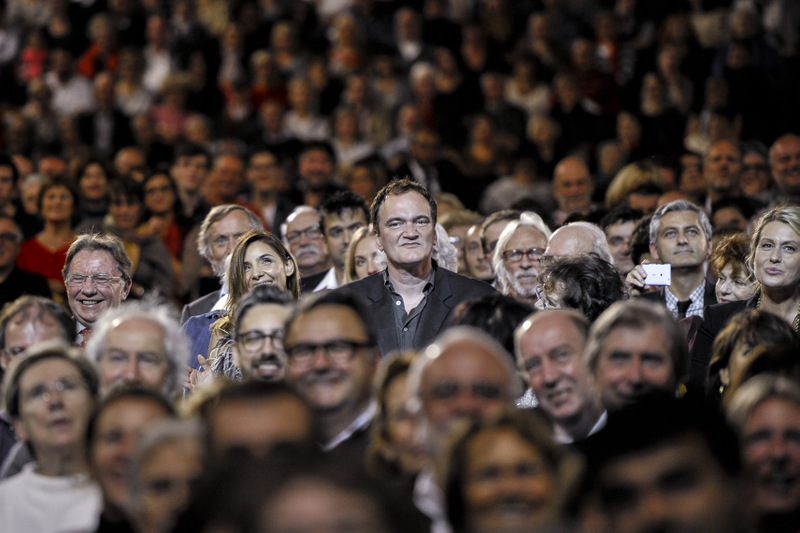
xmin=492 ymin=212 xmax=552 ymax=306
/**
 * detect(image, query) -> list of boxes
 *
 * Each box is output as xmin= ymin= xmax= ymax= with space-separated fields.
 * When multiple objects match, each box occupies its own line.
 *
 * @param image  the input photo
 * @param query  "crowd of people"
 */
xmin=0 ymin=0 xmax=800 ymax=532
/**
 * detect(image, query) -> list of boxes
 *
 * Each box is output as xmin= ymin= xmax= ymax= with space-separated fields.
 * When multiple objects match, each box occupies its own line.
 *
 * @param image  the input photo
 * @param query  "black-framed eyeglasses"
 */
xmin=286 ymin=225 xmax=323 ymax=243
xmin=65 ymin=273 xmax=122 ymax=288
xmin=502 ymin=247 xmax=545 ymax=263
xmin=285 ymin=339 xmax=372 ymax=367
xmin=236 ymin=329 xmax=284 ymax=353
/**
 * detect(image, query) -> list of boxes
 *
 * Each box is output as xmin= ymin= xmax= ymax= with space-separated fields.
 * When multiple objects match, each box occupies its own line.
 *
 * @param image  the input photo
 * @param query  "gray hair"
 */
xmin=649 ymin=199 xmax=712 ymax=245
xmin=280 ymin=205 xmax=321 ymax=245
xmin=492 ymin=211 xmax=552 ymax=295
xmin=433 ymin=223 xmax=458 ymax=272
xmin=197 ymin=205 xmax=263 ymax=262
xmin=85 ymin=300 xmax=189 ymax=399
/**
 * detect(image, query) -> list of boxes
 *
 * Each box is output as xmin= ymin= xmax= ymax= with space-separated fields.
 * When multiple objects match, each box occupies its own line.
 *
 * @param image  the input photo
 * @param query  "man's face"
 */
xmin=209 ymin=395 xmax=312 ymax=458
xmin=651 ymin=210 xmax=710 ymax=269
xmin=464 ymin=224 xmax=493 ymax=280
xmin=207 ymin=210 xmax=254 ymax=276
xmin=770 ymin=136 xmax=800 ymax=196
xmin=285 ymin=305 xmax=377 ymax=415
xmin=232 ymin=303 xmax=291 ymax=382
xmin=411 ymin=131 xmax=439 ymax=167
xmin=595 ymin=324 xmax=676 ymax=411
xmin=679 ymin=153 xmax=705 ymax=197
xmin=324 ymin=209 xmax=367 ymax=271
xmin=0 ymin=218 xmax=21 ymax=271
xmin=90 ymin=397 xmax=172 ymax=508
xmin=2 ymin=308 xmax=65 ymax=370
xmin=740 ymin=152 xmax=770 ymax=196
xmin=597 ymin=437 xmax=740 ymax=533
xmin=66 ymin=250 xmax=131 ymax=326
xmin=285 ymin=210 xmax=329 ymax=272
xmin=742 ymin=397 xmax=800 ymax=516
xmin=0 ymin=165 xmax=15 ymax=207
xmin=517 ymin=313 xmax=594 ymax=428
xmin=501 ymin=226 xmax=547 ymax=298
xmin=377 ymin=191 xmax=436 ymax=269
xmin=704 ymin=141 xmax=741 ymax=194
xmin=420 ymin=341 xmax=512 ymax=450
xmin=247 ymin=152 xmax=283 ymax=195
xmin=98 ymin=317 xmax=170 ymax=394
xmin=207 ymin=155 xmax=244 ymax=202
xmin=298 ymin=149 xmax=333 ymax=189
xmin=606 ymin=220 xmax=636 ymax=275
xmin=553 ymin=160 xmax=592 ymax=214
xmin=171 ymin=154 xmax=209 ymax=194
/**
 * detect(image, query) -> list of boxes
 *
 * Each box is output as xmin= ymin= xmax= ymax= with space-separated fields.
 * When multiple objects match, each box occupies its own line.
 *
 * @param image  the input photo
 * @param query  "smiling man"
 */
xmin=62 ymin=234 xmax=133 ymax=343
xmin=282 ymin=206 xmax=333 ymax=293
xmin=586 ymin=300 xmax=685 ymax=411
xmin=627 ymin=199 xmax=716 ymax=319
xmin=335 ymin=178 xmax=496 ymax=356
xmin=492 ymin=212 xmax=552 ymax=306
xmin=515 ymin=310 xmax=605 ymax=442
xmin=284 ymin=292 xmax=378 ymax=460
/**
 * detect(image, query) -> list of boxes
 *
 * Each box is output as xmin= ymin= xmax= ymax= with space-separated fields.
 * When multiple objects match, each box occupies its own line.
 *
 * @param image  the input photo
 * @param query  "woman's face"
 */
xmin=15 ymin=358 xmax=92 ymax=458
xmin=40 ymin=185 xmax=74 ymax=223
xmin=464 ymin=427 xmax=557 ymax=532
xmin=382 ymin=373 xmax=425 ymax=475
xmin=244 ymin=240 xmax=293 ymax=292
xmin=753 ymin=221 xmax=800 ymax=292
xmin=134 ymin=437 xmax=202 ymax=533
xmin=353 ymin=237 xmax=386 ymax=280
xmin=109 ymin=195 xmax=142 ymax=231
xmin=80 ymin=163 xmax=108 ymax=201
xmin=715 ymin=263 xmax=756 ymax=304
xmin=143 ymin=174 xmax=175 ymax=216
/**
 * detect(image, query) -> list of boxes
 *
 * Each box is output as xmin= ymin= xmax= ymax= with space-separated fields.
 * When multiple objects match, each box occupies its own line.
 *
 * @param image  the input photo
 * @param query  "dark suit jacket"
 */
xmin=0 ymin=267 xmax=52 ymax=305
xmin=638 ymin=280 xmax=718 ymax=312
xmin=76 ymin=108 xmax=134 ymax=157
xmin=180 ymin=290 xmax=221 ymax=325
xmin=335 ymin=264 xmax=497 ymax=356
xmin=688 ymin=295 xmax=758 ymax=392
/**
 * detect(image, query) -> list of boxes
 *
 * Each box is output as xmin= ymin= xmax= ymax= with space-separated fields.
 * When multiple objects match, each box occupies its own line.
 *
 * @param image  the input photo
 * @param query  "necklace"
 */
xmin=757 ymin=293 xmax=800 ymax=332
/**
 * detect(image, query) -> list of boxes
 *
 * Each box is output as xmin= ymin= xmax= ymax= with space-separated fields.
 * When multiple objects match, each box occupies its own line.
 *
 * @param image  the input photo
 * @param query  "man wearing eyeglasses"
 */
xmin=62 ymin=234 xmax=132 ymax=346
xmin=0 ymin=215 xmax=51 ymax=303
xmin=284 ymin=292 xmax=378 ymax=460
xmin=230 ymin=285 xmax=295 ymax=382
xmin=281 ymin=206 xmax=334 ymax=293
xmin=491 ymin=212 xmax=552 ymax=306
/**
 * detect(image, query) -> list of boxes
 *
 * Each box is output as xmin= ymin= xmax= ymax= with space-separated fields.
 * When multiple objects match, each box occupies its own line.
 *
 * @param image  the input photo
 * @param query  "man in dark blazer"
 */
xmin=627 ymin=200 xmax=717 ymax=320
xmin=76 ymin=72 xmax=133 ymax=160
xmin=335 ymin=178 xmax=496 ymax=356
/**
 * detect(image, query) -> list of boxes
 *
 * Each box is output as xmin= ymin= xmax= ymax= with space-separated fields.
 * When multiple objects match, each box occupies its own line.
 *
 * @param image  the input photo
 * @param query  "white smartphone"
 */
xmin=643 ymin=263 xmax=671 ymax=286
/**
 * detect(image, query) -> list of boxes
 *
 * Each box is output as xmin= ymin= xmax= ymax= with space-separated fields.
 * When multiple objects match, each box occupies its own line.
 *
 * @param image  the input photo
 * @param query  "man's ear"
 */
xmin=121 ymin=278 xmax=132 ymax=301
xmin=649 ymin=242 xmax=661 ymax=262
xmin=376 ymin=232 xmax=384 ymax=252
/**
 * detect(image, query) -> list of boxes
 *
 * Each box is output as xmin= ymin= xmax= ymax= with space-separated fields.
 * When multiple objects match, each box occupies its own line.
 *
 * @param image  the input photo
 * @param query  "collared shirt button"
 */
xmin=404 ymin=327 xmax=408 ymax=331
xmin=396 ymin=300 xmax=401 ymax=305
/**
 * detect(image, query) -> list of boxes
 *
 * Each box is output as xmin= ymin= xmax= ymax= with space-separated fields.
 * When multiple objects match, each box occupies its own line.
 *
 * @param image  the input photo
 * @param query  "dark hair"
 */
xmin=141 ymin=169 xmax=178 ymax=217
xmin=108 ymin=174 xmax=144 ymax=206
xmin=370 ymin=177 xmax=437 ymax=236
xmin=285 ymin=291 xmax=377 ymax=348
xmin=37 ymin=175 xmax=80 ymax=218
xmin=708 ymin=310 xmax=796 ymax=397
xmin=629 ymin=215 xmax=653 ymax=265
xmin=173 ymin=142 xmax=211 ymax=167
xmin=450 ymin=294 xmax=534 ymax=358
xmin=581 ymin=396 xmax=741 ymax=497
xmin=0 ymin=153 xmax=19 ymax=184
xmin=299 ymin=140 xmax=336 ymax=165
xmin=0 ymin=295 xmax=76 ymax=351
xmin=319 ymin=190 xmax=369 ymax=236
xmin=232 ymin=285 xmax=294 ymax=338
xmin=85 ymin=383 xmax=176 ymax=453
xmin=710 ymin=196 xmax=756 ymax=226
xmin=538 ymin=253 xmax=627 ymax=322
xmin=599 ymin=205 xmax=644 ymax=231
